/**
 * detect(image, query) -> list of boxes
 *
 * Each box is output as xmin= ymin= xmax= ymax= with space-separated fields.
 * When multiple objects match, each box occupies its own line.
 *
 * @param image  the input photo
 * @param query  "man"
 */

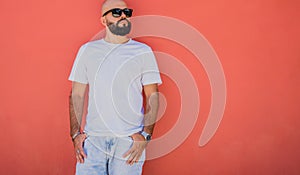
xmin=68 ymin=0 xmax=162 ymax=174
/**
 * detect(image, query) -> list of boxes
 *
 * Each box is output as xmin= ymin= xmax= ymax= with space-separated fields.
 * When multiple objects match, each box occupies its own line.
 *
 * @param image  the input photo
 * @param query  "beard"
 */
xmin=107 ymin=18 xmax=132 ymax=36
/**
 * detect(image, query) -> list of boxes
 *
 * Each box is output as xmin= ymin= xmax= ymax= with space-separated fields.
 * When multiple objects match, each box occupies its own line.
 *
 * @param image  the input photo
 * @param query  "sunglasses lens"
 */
xmin=111 ymin=9 xmax=122 ymax=17
xmin=123 ymin=9 xmax=133 ymax=17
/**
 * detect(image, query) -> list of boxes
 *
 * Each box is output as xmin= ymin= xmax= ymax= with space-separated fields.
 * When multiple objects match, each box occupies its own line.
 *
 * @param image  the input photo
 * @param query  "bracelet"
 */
xmin=71 ymin=131 xmax=81 ymax=141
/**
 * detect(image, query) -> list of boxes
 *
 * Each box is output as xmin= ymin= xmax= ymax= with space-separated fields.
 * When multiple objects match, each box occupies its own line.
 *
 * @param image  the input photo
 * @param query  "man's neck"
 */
xmin=104 ymin=33 xmax=130 ymax=44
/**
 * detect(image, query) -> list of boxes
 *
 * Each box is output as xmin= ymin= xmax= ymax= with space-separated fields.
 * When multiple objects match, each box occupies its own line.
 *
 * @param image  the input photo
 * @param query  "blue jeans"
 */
xmin=76 ymin=136 xmax=145 ymax=175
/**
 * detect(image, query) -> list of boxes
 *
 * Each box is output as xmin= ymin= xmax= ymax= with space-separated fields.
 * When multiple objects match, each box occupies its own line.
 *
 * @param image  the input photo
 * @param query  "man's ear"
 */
xmin=100 ymin=17 xmax=106 ymax=26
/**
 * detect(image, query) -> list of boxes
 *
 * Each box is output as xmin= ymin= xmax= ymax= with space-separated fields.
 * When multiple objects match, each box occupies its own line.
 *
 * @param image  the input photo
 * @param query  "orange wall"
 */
xmin=1 ymin=0 xmax=300 ymax=174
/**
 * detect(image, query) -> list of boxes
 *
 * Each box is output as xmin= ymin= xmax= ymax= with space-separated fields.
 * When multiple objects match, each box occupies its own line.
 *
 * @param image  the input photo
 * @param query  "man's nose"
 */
xmin=120 ymin=12 xmax=127 ymax=19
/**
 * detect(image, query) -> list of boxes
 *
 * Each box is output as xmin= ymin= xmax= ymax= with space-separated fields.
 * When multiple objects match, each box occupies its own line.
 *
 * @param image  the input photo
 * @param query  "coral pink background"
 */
xmin=1 ymin=0 xmax=299 ymax=174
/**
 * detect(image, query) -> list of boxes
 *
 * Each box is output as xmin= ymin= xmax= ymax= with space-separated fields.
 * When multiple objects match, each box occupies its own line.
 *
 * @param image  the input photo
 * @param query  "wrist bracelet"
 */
xmin=71 ymin=131 xmax=81 ymax=141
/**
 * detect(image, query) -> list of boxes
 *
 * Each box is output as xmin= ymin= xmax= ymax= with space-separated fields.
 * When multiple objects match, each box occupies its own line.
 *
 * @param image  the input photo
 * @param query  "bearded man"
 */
xmin=68 ymin=0 xmax=162 ymax=174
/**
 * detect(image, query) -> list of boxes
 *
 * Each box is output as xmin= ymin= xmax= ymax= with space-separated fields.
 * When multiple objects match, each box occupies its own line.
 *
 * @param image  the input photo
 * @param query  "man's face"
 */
xmin=102 ymin=1 xmax=132 ymax=36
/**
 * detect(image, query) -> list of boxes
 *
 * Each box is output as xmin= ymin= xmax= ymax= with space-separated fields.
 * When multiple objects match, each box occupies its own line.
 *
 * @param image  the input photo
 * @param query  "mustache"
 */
xmin=117 ymin=18 xmax=130 ymax=24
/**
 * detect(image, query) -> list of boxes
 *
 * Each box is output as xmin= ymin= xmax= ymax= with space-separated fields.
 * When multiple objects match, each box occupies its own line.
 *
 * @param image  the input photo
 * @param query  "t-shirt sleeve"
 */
xmin=68 ymin=44 xmax=89 ymax=84
xmin=141 ymin=47 xmax=162 ymax=86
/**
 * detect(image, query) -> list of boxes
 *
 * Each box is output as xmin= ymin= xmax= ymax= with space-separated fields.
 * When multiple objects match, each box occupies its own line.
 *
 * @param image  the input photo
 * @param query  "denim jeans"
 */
xmin=76 ymin=135 xmax=145 ymax=175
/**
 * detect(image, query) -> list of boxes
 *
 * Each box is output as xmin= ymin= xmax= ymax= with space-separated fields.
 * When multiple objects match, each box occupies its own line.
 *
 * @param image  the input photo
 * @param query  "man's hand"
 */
xmin=73 ymin=133 xmax=87 ymax=163
xmin=123 ymin=133 xmax=148 ymax=165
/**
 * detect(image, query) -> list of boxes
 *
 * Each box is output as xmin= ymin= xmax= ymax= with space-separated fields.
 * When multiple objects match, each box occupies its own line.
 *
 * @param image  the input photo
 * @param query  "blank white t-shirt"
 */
xmin=69 ymin=39 xmax=162 ymax=136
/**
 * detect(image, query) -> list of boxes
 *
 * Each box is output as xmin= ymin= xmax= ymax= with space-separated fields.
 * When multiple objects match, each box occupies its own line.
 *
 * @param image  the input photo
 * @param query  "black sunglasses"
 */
xmin=102 ymin=8 xmax=133 ymax=18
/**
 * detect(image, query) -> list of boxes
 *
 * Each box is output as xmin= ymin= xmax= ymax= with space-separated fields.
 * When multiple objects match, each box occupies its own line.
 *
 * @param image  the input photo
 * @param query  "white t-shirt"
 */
xmin=69 ymin=39 xmax=162 ymax=136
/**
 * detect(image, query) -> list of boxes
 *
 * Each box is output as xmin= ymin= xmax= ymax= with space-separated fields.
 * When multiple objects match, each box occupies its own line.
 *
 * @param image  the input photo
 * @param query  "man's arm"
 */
xmin=69 ymin=82 xmax=87 ymax=136
xmin=124 ymin=83 xmax=159 ymax=165
xmin=143 ymin=84 xmax=159 ymax=135
xmin=69 ymin=82 xmax=88 ymax=163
